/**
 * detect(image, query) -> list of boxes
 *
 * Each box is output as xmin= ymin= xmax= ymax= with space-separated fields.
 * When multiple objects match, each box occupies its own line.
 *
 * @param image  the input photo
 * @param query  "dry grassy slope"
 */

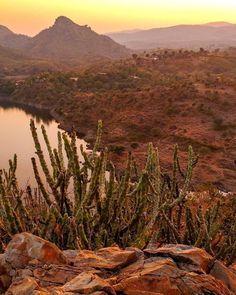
xmin=13 ymin=49 xmax=236 ymax=191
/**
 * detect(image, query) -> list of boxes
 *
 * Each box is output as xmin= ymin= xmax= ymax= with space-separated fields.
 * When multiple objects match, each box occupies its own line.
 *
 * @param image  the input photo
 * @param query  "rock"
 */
xmin=114 ymin=256 xmax=232 ymax=295
xmin=57 ymin=272 xmax=116 ymax=294
xmin=33 ymin=264 xmax=100 ymax=287
xmin=0 ymin=254 xmax=12 ymax=292
xmin=5 ymin=233 xmax=68 ymax=269
xmin=144 ymin=244 xmax=213 ymax=273
xmin=229 ymin=261 xmax=236 ymax=275
xmin=6 ymin=277 xmax=39 ymax=295
xmin=210 ymin=260 xmax=236 ymax=293
xmin=2 ymin=234 xmax=236 ymax=295
xmin=74 ymin=246 xmax=138 ymax=270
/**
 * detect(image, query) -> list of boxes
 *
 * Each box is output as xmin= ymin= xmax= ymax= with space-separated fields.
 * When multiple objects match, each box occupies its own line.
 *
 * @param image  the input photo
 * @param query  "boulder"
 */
xmin=5 ymin=233 xmax=68 ymax=269
xmin=57 ymin=272 xmax=116 ymax=294
xmin=74 ymin=246 xmax=138 ymax=270
xmin=144 ymin=244 xmax=213 ymax=273
xmin=0 ymin=254 xmax=12 ymax=292
xmin=33 ymin=264 xmax=100 ymax=287
xmin=114 ymin=256 xmax=232 ymax=295
xmin=6 ymin=277 xmax=39 ymax=295
xmin=210 ymin=260 xmax=236 ymax=293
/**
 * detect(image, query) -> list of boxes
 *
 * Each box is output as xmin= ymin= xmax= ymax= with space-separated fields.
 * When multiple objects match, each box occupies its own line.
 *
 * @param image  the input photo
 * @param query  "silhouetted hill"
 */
xmin=25 ymin=16 xmax=130 ymax=60
xmin=0 ymin=17 xmax=130 ymax=63
xmin=107 ymin=23 xmax=236 ymax=50
xmin=0 ymin=25 xmax=30 ymax=50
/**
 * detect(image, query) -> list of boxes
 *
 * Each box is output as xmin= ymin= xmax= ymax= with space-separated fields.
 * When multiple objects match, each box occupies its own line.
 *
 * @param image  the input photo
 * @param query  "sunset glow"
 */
xmin=1 ymin=0 xmax=236 ymax=36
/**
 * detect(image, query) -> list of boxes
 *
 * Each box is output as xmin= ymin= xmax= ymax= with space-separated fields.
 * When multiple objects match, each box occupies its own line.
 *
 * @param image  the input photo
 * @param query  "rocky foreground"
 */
xmin=0 ymin=233 xmax=236 ymax=294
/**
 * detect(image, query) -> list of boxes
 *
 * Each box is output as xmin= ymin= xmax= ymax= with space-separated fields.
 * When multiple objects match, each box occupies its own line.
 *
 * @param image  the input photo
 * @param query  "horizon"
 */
xmin=1 ymin=0 xmax=236 ymax=36
xmin=1 ymin=16 xmax=235 ymax=37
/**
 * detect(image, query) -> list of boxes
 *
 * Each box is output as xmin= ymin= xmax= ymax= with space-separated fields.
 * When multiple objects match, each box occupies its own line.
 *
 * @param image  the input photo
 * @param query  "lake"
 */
xmin=0 ymin=100 xmax=89 ymax=188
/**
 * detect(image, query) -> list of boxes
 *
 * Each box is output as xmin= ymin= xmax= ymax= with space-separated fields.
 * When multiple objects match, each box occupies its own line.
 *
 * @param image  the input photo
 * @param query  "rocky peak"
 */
xmin=54 ymin=16 xmax=77 ymax=27
xmin=0 ymin=25 xmax=13 ymax=35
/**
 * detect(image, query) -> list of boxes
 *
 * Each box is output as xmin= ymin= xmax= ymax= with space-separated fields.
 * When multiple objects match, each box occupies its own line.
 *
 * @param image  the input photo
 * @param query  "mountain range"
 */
xmin=0 ymin=16 xmax=130 ymax=63
xmin=1 ymin=17 xmax=236 ymax=66
xmin=107 ymin=22 xmax=236 ymax=50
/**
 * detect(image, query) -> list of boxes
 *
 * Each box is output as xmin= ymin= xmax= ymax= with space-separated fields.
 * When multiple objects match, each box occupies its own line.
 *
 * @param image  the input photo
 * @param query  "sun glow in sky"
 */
xmin=1 ymin=0 xmax=236 ymax=36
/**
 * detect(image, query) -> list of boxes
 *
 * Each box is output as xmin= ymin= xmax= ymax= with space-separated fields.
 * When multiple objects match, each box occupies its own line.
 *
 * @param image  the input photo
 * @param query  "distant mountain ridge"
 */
xmin=107 ymin=22 xmax=236 ymax=50
xmin=0 ymin=25 xmax=30 ymax=50
xmin=0 ymin=16 xmax=130 ymax=62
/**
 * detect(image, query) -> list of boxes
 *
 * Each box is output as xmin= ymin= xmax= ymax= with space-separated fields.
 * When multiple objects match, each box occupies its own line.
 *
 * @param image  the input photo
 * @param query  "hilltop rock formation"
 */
xmin=0 ymin=17 xmax=130 ymax=63
xmin=1 ymin=233 xmax=236 ymax=294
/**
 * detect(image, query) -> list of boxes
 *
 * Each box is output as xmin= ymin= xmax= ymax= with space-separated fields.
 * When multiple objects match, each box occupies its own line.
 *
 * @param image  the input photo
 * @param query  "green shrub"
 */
xmin=0 ymin=121 xmax=235 ymax=264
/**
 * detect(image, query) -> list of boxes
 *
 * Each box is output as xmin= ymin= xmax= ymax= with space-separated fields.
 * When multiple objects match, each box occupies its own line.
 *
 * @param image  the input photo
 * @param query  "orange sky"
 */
xmin=1 ymin=0 xmax=236 ymax=36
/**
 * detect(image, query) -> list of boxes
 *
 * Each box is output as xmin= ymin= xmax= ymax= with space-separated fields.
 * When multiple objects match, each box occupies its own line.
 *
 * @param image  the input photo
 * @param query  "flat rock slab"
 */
xmin=73 ymin=246 xmax=138 ymax=270
xmin=144 ymin=244 xmax=213 ymax=273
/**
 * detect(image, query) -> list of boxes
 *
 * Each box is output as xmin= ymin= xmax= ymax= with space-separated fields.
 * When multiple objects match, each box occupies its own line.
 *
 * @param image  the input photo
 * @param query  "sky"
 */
xmin=1 ymin=0 xmax=236 ymax=36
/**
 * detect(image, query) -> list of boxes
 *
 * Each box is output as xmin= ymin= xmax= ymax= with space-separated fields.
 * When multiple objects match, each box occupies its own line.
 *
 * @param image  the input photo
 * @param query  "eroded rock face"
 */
xmin=4 ymin=232 xmax=68 ymax=269
xmin=73 ymin=246 xmax=139 ymax=270
xmin=210 ymin=260 xmax=236 ymax=293
xmin=114 ymin=256 xmax=232 ymax=295
xmin=2 ymin=234 xmax=236 ymax=295
xmin=57 ymin=272 xmax=116 ymax=294
xmin=144 ymin=244 xmax=213 ymax=273
xmin=6 ymin=277 xmax=39 ymax=295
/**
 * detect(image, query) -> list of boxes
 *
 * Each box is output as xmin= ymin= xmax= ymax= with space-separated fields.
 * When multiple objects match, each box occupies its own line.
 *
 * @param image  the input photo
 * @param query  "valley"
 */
xmin=1 ymin=48 xmax=236 ymax=191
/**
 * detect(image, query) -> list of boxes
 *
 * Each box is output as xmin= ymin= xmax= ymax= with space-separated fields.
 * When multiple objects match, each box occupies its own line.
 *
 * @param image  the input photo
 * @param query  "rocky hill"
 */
xmin=107 ymin=22 xmax=236 ymax=50
xmin=0 ymin=25 xmax=30 ymax=50
xmin=1 ymin=232 xmax=236 ymax=294
xmin=0 ymin=17 xmax=130 ymax=64
xmin=25 ymin=16 xmax=130 ymax=60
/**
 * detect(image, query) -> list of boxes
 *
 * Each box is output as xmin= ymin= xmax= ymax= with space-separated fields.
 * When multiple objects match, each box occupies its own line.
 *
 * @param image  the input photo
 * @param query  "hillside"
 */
xmin=0 ymin=17 xmax=130 ymax=63
xmin=107 ymin=22 xmax=236 ymax=50
xmin=5 ymin=48 xmax=236 ymax=191
xmin=0 ymin=44 xmax=67 ymax=76
xmin=0 ymin=25 xmax=29 ymax=50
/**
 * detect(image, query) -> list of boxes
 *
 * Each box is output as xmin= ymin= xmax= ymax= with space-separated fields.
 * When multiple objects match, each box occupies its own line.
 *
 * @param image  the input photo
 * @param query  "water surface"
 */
xmin=0 ymin=100 xmax=88 ymax=187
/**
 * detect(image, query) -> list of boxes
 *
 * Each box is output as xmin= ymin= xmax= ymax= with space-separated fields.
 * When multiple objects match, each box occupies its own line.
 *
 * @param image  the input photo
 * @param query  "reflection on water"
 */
xmin=0 ymin=100 xmax=53 ymax=125
xmin=0 ymin=100 xmax=88 ymax=187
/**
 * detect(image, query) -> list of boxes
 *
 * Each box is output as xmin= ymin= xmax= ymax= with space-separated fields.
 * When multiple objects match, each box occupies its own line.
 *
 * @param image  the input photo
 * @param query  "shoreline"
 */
xmin=0 ymin=94 xmax=94 ymax=149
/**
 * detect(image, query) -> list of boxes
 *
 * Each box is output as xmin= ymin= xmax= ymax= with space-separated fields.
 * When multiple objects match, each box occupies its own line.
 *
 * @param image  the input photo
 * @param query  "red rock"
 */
xmin=57 ymin=272 xmax=116 ymax=294
xmin=210 ymin=260 xmax=236 ymax=293
xmin=33 ymin=264 xmax=100 ymax=287
xmin=114 ymin=256 xmax=232 ymax=295
xmin=6 ymin=277 xmax=39 ymax=295
xmin=0 ymin=254 xmax=12 ymax=292
xmin=74 ymin=246 xmax=138 ymax=270
xmin=144 ymin=244 xmax=213 ymax=273
xmin=5 ymin=233 xmax=68 ymax=269
xmin=229 ymin=261 xmax=236 ymax=275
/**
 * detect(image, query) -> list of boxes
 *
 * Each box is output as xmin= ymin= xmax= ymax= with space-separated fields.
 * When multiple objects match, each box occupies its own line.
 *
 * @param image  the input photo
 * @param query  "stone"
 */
xmin=33 ymin=264 xmax=100 ymax=287
xmin=229 ymin=261 xmax=236 ymax=275
xmin=58 ymin=272 xmax=116 ymax=294
xmin=74 ymin=246 xmax=138 ymax=270
xmin=144 ymin=244 xmax=213 ymax=273
xmin=210 ymin=260 xmax=236 ymax=293
xmin=0 ymin=253 xmax=12 ymax=292
xmin=5 ymin=233 xmax=68 ymax=269
xmin=6 ymin=277 xmax=39 ymax=295
xmin=114 ymin=256 xmax=232 ymax=295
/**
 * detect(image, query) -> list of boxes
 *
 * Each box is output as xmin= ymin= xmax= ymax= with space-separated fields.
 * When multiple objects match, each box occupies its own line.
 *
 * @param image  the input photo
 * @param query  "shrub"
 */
xmin=0 ymin=121 xmax=235 ymax=264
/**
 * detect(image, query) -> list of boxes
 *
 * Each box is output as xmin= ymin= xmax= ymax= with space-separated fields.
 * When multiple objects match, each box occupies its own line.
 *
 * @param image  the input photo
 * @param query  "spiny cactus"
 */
xmin=0 ymin=120 xmax=234 ymax=264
